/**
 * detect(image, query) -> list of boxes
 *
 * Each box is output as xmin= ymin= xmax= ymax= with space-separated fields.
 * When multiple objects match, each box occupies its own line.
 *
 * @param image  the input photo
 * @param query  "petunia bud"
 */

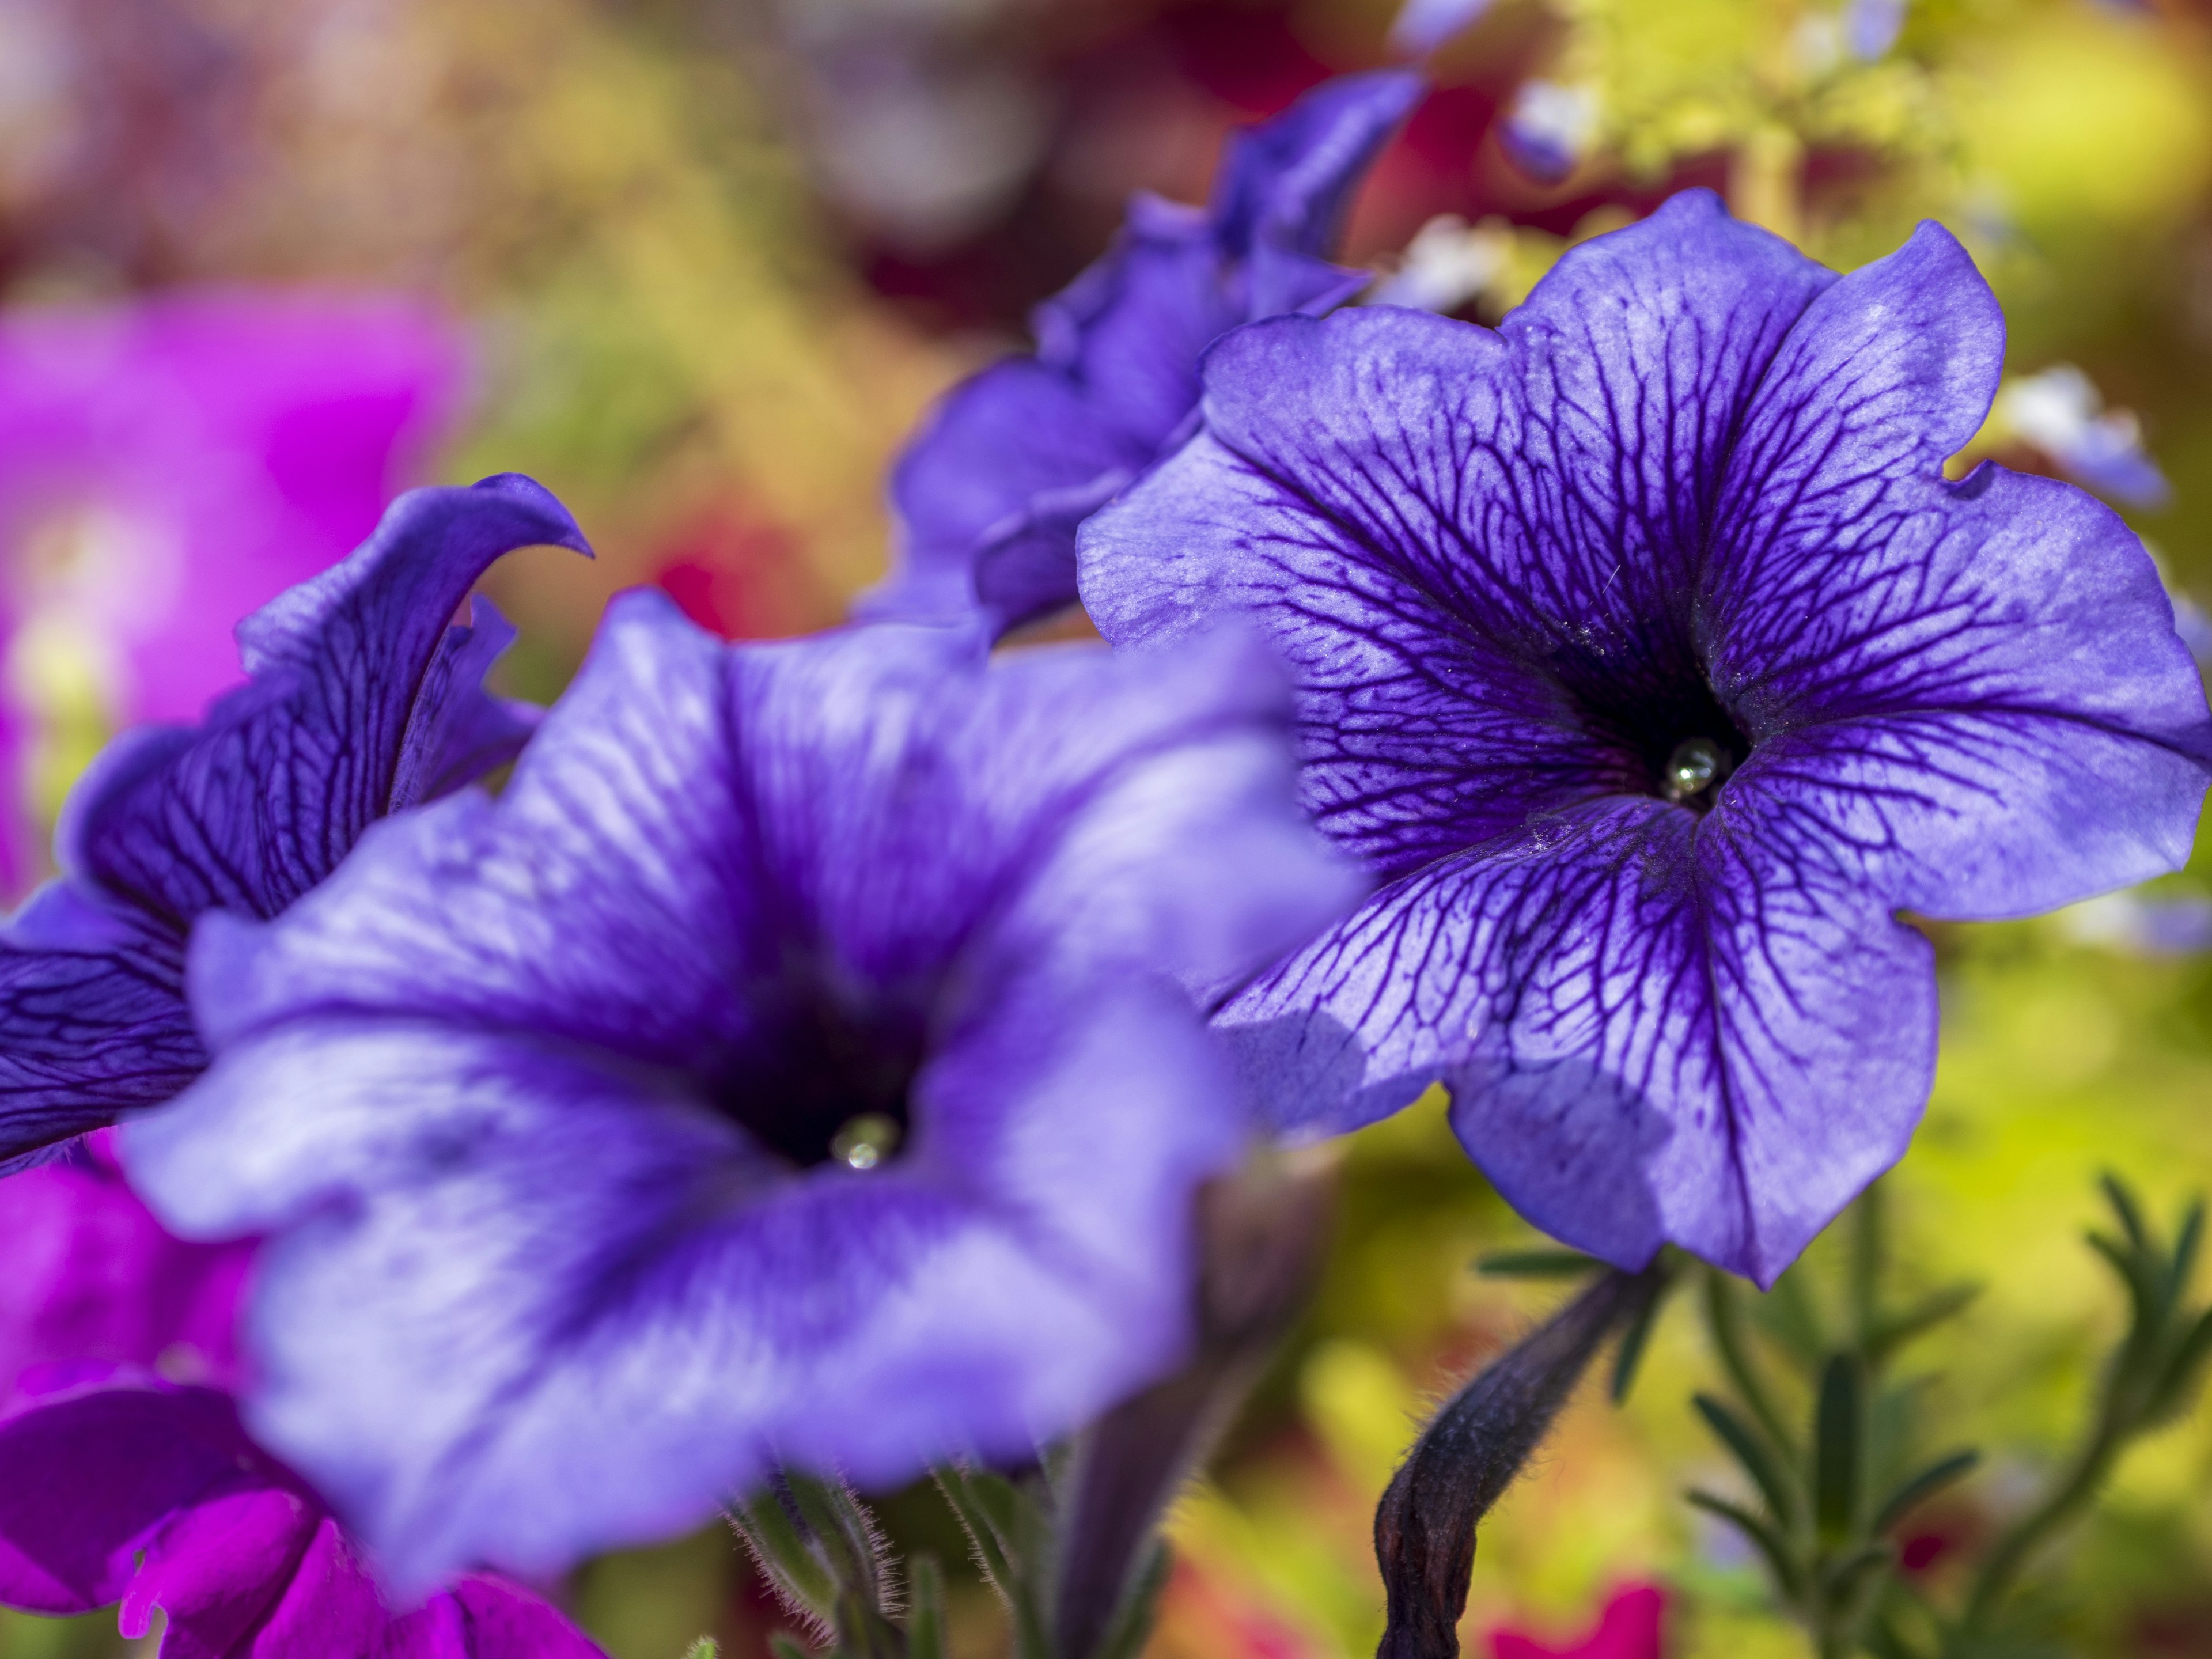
xmin=1374 ymin=1266 xmax=1666 ymax=1659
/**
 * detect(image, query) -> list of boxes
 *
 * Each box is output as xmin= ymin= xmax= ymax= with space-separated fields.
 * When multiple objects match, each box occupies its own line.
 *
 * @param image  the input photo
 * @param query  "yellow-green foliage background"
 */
xmin=2 ymin=1 xmax=2210 ymax=1654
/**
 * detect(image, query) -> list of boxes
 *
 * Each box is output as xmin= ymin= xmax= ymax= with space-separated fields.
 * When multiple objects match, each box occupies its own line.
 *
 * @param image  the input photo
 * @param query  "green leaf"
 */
xmin=1693 ymin=1393 xmax=1799 ymax=1526
xmin=1814 ymin=1355 xmax=1862 ymax=1540
xmin=1687 ymin=1490 xmax=1805 ymax=1601
xmin=2100 ymin=1172 xmax=2150 ymax=1255
xmin=1476 ymin=1248 xmax=1601 ymax=1279
xmin=2087 ymin=1230 xmax=2160 ymax=1340
xmin=1820 ymin=1540 xmax=1895 ymax=1623
xmin=1702 ymin=1270 xmax=1796 ymax=1455
xmin=1865 ymin=1283 xmax=1981 ymax=1366
xmin=1755 ymin=1267 xmax=1829 ymax=1370
xmin=730 ymin=1486 xmax=840 ymax=1631
xmin=932 ymin=1464 xmax=1053 ymax=1659
xmin=768 ymin=1637 xmax=813 ymax=1659
xmin=1872 ymin=1449 xmax=1980 ymax=1536
xmin=2162 ymin=1200 xmax=2204 ymax=1320
xmin=2144 ymin=1303 xmax=2212 ymax=1427
xmin=906 ymin=1554 xmax=946 ymax=1659
xmin=1609 ymin=1275 xmax=1669 ymax=1404
xmin=682 ymin=1641 xmax=721 ymax=1659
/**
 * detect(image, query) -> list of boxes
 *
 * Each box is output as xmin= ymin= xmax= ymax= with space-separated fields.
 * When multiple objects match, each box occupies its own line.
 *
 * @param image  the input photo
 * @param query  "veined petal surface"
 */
xmin=1078 ymin=189 xmax=2212 ymax=1281
xmin=0 ymin=476 xmax=585 ymax=1165
xmin=132 ymin=601 xmax=1356 ymax=1587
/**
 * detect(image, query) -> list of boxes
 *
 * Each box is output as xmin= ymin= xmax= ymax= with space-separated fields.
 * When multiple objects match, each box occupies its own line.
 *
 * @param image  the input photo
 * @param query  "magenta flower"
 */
xmin=0 ymin=1147 xmax=607 ymax=1657
xmin=1490 ymin=1584 xmax=1664 ymax=1659
xmin=1079 ymin=192 xmax=2212 ymax=1282
xmin=0 ymin=294 xmax=464 ymax=889
xmin=125 ymin=604 xmax=1360 ymax=1591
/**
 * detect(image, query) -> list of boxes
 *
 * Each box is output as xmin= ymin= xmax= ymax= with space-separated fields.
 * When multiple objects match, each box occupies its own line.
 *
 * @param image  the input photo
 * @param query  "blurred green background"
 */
xmin=1 ymin=0 xmax=2209 ymax=1654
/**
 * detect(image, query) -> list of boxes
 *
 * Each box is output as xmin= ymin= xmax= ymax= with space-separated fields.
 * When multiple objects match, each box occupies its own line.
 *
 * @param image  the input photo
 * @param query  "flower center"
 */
xmin=707 ymin=989 xmax=924 ymax=1171
xmin=1662 ymin=736 xmax=1732 ymax=804
xmin=1554 ymin=652 xmax=1751 ymax=812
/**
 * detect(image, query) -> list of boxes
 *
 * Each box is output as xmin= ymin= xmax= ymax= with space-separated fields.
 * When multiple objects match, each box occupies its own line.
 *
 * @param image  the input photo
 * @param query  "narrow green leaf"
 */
xmin=730 ymin=1487 xmax=839 ymax=1629
xmin=1865 ymin=1283 xmax=1981 ymax=1366
xmin=1702 ymin=1270 xmax=1795 ymax=1455
xmin=2101 ymin=1172 xmax=2150 ymax=1255
xmin=2144 ymin=1304 xmax=2212 ymax=1427
xmin=682 ymin=1641 xmax=721 ymax=1659
xmin=1687 ymin=1490 xmax=1805 ymax=1601
xmin=906 ymin=1555 xmax=947 ymax=1659
xmin=1756 ymin=1267 xmax=1828 ymax=1369
xmin=2163 ymin=1201 xmax=2205 ymax=1321
xmin=1692 ymin=1394 xmax=1799 ymax=1526
xmin=1821 ymin=1540 xmax=1895 ymax=1620
xmin=1814 ymin=1355 xmax=1862 ymax=1540
xmin=1872 ymin=1449 xmax=1980 ymax=1536
xmin=1609 ymin=1277 xmax=1669 ymax=1404
xmin=1476 ymin=1248 xmax=1601 ymax=1279
xmin=931 ymin=1464 xmax=1017 ymax=1600
xmin=768 ymin=1637 xmax=813 ymax=1659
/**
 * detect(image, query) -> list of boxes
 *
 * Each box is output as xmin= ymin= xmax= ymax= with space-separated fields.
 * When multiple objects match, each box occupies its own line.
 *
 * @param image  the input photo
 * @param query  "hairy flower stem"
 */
xmin=1374 ymin=1264 xmax=1669 ymax=1659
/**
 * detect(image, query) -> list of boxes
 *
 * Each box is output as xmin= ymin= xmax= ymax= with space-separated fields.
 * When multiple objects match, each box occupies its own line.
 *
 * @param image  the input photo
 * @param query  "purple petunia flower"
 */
xmin=0 ymin=1150 xmax=608 ymax=1657
xmin=1078 ymin=190 xmax=2212 ymax=1283
xmin=124 ymin=600 xmax=1362 ymax=1590
xmin=864 ymin=70 xmax=1421 ymax=637
xmin=0 ymin=474 xmax=588 ymax=1170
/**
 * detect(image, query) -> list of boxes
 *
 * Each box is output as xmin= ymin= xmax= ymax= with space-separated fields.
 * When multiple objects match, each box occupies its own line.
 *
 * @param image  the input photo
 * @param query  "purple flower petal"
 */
xmin=1078 ymin=191 xmax=2212 ymax=1281
xmin=0 ymin=1380 xmax=245 ymax=1613
xmin=131 ymin=600 xmax=1357 ymax=1588
xmin=869 ymin=73 xmax=1419 ymax=635
xmin=1388 ymin=0 xmax=1497 ymax=57
xmin=75 ymin=475 xmax=588 ymax=923
xmin=0 ymin=476 xmax=586 ymax=1166
xmin=1707 ymin=226 xmax=2212 ymax=915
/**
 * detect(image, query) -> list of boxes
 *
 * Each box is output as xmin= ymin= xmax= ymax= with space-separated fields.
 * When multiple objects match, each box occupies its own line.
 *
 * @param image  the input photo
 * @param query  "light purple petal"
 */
xmin=130 ymin=979 xmax=1238 ymax=1592
xmin=1078 ymin=190 xmax=2212 ymax=1279
xmin=138 ymin=601 xmax=1348 ymax=1586
xmin=1228 ymin=793 xmax=1932 ymax=1283
xmin=190 ymin=598 xmax=1360 ymax=1052
xmin=1708 ymin=225 xmax=2212 ymax=916
xmin=1389 ymin=0 xmax=1495 ymax=55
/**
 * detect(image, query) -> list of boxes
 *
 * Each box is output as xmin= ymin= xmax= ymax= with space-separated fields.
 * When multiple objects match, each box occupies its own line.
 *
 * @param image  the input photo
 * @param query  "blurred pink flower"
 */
xmin=0 ymin=1141 xmax=606 ymax=1657
xmin=1490 ymin=1584 xmax=1666 ymax=1659
xmin=0 ymin=290 xmax=463 ymax=890
xmin=0 ymin=1134 xmax=248 ymax=1399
